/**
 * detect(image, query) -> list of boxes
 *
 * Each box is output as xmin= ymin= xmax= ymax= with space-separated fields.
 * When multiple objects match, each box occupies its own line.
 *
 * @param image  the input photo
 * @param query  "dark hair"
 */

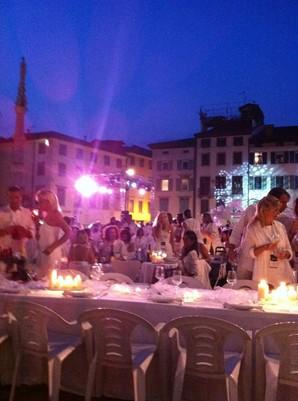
xmin=203 ymin=213 xmax=213 ymax=224
xmin=136 ymin=228 xmax=144 ymax=237
xmin=183 ymin=209 xmax=192 ymax=219
xmin=120 ymin=228 xmax=131 ymax=243
xmin=167 ymin=213 xmax=173 ymax=224
xmin=104 ymin=225 xmax=119 ymax=241
xmin=268 ymin=187 xmax=290 ymax=200
xmin=8 ymin=186 xmax=22 ymax=192
xmin=181 ymin=230 xmax=200 ymax=258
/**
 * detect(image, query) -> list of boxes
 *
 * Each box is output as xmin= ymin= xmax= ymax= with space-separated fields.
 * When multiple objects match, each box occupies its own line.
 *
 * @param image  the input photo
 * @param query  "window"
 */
xmin=104 ymin=155 xmax=110 ymax=166
xmin=183 ymin=150 xmax=189 ymax=154
xmin=102 ymin=195 xmax=110 ymax=210
xmin=116 ymin=158 xmax=123 ymax=168
xmin=161 ymin=179 xmax=169 ymax=191
xmin=139 ymin=158 xmax=145 ymax=167
xmin=38 ymin=143 xmax=46 ymax=154
xmin=201 ymin=138 xmax=210 ymax=148
xmin=199 ymin=176 xmax=211 ymax=197
xmin=250 ymin=152 xmax=267 ymax=165
xmin=130 ymin=156 xmax=135 ymax=165
xmin=276 ymin=176 xmax=284 ymax=187
xmin=249 ymin=176 xmax=267 ymax=190
xmin=217 ymin=152 xmax=226 ymax=166
xmin=215 ymin=175 xmax=226 ymax=189
xmin=216 ymin=137 xmax=226 ymax=147
xmin=201 ymin=153 xmax=210 ymax=166
xmin=129 ymin=200 xmax=134 ymax=213
xmin=148 ymin=160 xmax=152 ymax=169
xmin=181 ymin=178 xmax=189 ymax=191
xmin=232 ymin=176 xmax=243 ymax=195
xmin=159 ymin=197 xmax=169 ymax=211
xmin=59 ymin=144 xmax=67 ymax=156
xmin=177 ymin=160 xmax=193 ymax=170
xmin=37 ymin=161 xmax=45 ymax=176
xmin=233 ymin=136 xmax=243 ymax=146
xmin=76 ymin=148 xmax=84 ymax=159
xmin=138 ymin=201 xmax=143 ymax=213
xmin=90 ymin=152 xmax=97 ymax=163
xmin=200 ymin=199 xmax=209 ymax=213
xmin=162 ymin=151 xmax=169 ymax=155
xmin=58 ymin=163 xmax=66 ymax=177
xmin=233 ymin=152 xmax=242 ymax=165
xmin=57 ymin=186 xmax=66 ymax=206
xmin=179 ymin=197 xmax=189 ymax=212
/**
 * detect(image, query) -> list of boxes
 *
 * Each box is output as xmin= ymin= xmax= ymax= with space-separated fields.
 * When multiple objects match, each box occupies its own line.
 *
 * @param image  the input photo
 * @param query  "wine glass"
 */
xmin=90 ymin=263 xmax=103 ymax=281
xmin=155 ymin=265 xmax=165 ymax=282
xmin=226 ymin=268 xmax=237 ymax=288
xmin=172 ymin=270 xmax=182 ymax=297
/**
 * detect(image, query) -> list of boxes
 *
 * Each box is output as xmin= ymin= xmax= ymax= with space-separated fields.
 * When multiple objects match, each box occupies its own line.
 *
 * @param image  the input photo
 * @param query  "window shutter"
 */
xmin=169 ymin=179 xmax=173 ymax=191
xmin=176 ymin=178 xmax=181 ymax=191
xmin=249 ymin=152 xmax=254 ymax=165
xmin=262 ymin=152 xmax=267 ymax=164
xmin=189 ymin=178 xmax=194 ymax=191
xmin=156 ymin=179 xmax=161 ymax=191
xmin=271 ymin=152 xmax=275 ymax=164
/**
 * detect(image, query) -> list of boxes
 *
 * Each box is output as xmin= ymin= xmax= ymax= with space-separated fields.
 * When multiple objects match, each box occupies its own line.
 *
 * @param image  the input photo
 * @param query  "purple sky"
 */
xmin=0 ymin=0 xmax=297 ymax=146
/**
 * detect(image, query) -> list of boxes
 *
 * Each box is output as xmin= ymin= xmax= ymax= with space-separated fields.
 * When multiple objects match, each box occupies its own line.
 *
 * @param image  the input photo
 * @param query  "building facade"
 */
xmin=150 ymin=104 xmax=298 ymax=219
xmin=0 ymin=59 xmax=152 ymax=225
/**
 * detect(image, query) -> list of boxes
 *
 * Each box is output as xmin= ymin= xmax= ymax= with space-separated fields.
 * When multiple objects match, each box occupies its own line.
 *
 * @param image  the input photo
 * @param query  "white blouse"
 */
xmin=181 ymin=250 xmax=211 ymax=289
xmin=241 ymin=220 xmax=293 ymax=287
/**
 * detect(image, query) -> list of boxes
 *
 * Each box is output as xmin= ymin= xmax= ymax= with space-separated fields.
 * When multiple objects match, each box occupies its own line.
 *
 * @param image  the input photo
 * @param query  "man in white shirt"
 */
xmin=183 ymin=209 xmax=203 ymax=241
xmin=0 ymin=186 xmax=35 ymax=257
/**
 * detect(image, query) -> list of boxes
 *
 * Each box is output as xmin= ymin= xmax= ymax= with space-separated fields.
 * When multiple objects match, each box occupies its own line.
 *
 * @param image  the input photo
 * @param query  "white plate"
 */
xmin=224 ymin=302 xmax=262 ymax=311
xmin=149 ymin=295 xmax=176 ymax=303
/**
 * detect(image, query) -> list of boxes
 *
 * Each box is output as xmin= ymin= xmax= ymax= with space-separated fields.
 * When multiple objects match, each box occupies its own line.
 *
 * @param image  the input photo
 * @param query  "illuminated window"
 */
xmin=254 ymin=152 xmax=263 ymax=164
xmin=161 ymin=179 xmax=169 ymax=191
xmin=138 ymin=201 xmax=143 ymax=213
xmin=181 ymin=178 xmax=189 ymax=191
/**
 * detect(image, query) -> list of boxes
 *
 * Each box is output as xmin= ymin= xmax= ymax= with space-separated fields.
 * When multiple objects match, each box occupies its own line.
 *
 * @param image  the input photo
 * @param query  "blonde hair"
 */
xmin=256 ymin=195 xmax=280 ymax=223
xmin=36 ymin=189 xmax=61 ymax=212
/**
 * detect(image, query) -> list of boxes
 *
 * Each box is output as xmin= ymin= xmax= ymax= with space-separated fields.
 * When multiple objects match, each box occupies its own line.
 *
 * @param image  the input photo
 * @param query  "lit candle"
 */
xmin=57 ymin=275 xmax=64 ymax=289
xmin=74 ymin=275 xmax=82 ymax=289
xmin=258 ymin=280 xmax=269 ymax=300
xmin=51 ymin=269 xmax=58 ymax=288
xmin=287 ymin=286 xmax=297 ymax=302
xmin=65 ymin=275 xmax=74 ymax=289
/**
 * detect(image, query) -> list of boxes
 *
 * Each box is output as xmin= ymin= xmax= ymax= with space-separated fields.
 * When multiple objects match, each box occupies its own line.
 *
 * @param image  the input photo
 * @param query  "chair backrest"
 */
xmin=79 ymin=308 xmax=158 ymax=368
xmin=163 ymin=275 xmax=205 ymax=289
xmin=161 ymin=315 xmax=250 ymax=378
xmin=110 ymin=260 xmax=141 ymax=282
xmin=100 ymin=272 xmax=134 ymax=284
xmin=256 ymin=322 xmax=298 ymax=386
xmin=6 ymin=300 xmax=71 ymax=357
xmin=223 ymin=280 xmax=258 ymax=290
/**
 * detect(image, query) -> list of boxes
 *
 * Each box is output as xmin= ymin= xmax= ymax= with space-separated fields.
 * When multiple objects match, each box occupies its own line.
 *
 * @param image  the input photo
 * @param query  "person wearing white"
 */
xmin=229 ymin=187 xmax=291 ymax=279
xmin=180 ymin=230 xmax=211 ymax=289
xmin=183 ymin=209 xmax=203 ymax=243
xmin=113 ymin=228 xmax=136 ymax=260
xmin=0 ymin=186 xmax=35 ymax=257
xmin=36 ymin=189 xmax=71 ymax=277
xmin=152 ymin=212 xmax=174 ymax=257
xmin=241 ymin=196 xmax=293 ymax=288
xmin=201 ymin=212 xmax=222 ymax=251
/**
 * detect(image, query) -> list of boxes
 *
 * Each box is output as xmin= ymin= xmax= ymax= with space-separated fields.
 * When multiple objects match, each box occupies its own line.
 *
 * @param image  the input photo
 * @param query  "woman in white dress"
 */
xmin=241 ymin=195 xmax=294 ymax=288
xmin=152 ymin=212 xmax=174 ymax=257
xmin=180 ymin=230 xmax=211 ymax=289
xmin=36 ymin=189 xmax=71 ymax=277
xmin=201 ymin=212 xmax=222 ymax=252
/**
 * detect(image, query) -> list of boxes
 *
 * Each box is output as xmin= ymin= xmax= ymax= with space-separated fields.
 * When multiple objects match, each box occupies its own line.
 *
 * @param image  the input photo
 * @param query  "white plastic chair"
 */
xmin=163 ymin=275 xmax=205 ymax=289
xmin=111 ymin=259 xmax=141 ymax=282
xmin=100 ymin=272 xmax=134 ymax=284
xmin=78 ymin=308 xmax=159 ymax=401
xmin=6 ymin=301 xmax=81 ymax=401
xmin=159 ymin=316 xmax=251 ymax=401
xmin=223 ymin=280 xmax=258 ymax=290
xmin=255 ymin=322 xmax=298 ymax=401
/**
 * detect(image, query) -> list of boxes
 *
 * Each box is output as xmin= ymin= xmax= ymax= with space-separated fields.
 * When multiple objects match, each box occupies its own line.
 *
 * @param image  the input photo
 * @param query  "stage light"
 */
xmin=138 ymin=188 xmax=146 ymax=196
xmin=131 ymin=182 xmax=137 ymax=189
xmin=126 ymin=168 xmax=135 ymax=177
xmin=75 ymin=175 xmax=98 ymax=197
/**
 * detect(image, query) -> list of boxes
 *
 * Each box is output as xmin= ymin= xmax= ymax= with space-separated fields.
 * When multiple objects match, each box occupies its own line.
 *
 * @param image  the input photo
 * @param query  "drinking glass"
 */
xmin=155 ymin=265 xmax=165 ymax=282
xmin=90 ymin=263 xmax=103 ymax=281
xmin=172 ymin=270 xmax=182 ymax=297
xmin=226 ymin=268 xmax=237 ymax=288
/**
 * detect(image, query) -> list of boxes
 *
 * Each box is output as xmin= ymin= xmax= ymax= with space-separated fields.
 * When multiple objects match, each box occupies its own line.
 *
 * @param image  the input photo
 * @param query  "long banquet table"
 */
xmin=1 ymin=283 xmax=298 ymax=401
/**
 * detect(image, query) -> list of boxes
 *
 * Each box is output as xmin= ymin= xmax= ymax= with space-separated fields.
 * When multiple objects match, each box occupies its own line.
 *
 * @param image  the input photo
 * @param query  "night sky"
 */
xmin=0 ymin=0 xmax=297 ymax=146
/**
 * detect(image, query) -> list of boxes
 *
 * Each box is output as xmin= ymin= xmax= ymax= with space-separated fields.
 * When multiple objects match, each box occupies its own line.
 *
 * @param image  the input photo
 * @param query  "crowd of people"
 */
xmin=0 ymin=185 xmax=298 ymax=288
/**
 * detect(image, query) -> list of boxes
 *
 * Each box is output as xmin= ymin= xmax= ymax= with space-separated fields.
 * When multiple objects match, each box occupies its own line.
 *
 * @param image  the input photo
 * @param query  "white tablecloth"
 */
xmin=1 ymin=284 xmax=298 ymax=401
